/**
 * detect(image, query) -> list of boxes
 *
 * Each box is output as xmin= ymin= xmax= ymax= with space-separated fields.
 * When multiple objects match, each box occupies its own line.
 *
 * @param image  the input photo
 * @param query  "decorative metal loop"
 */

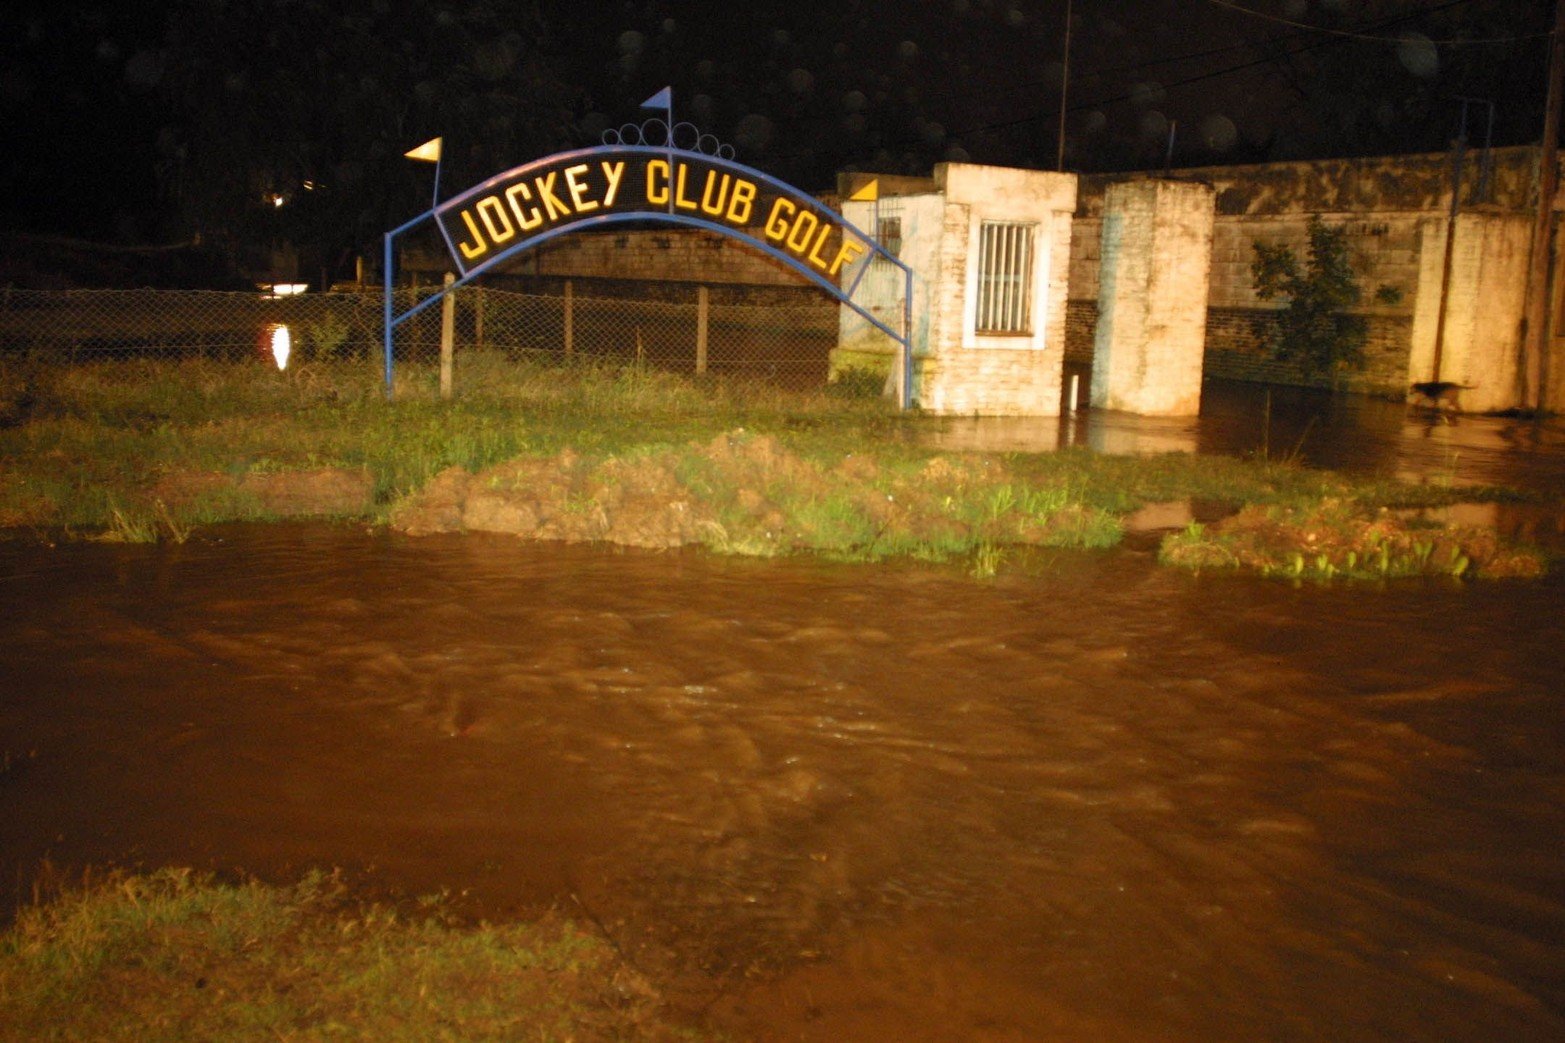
xmin=670 ymin=121 xmax=701 ymax=151
xmin=600 ymin=118 xmax=736 ymax=157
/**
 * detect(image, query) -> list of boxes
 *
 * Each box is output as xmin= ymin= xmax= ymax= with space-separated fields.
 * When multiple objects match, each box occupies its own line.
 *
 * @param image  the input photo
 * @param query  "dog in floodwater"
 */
xmin=1409 ymin=381 xmax=1473 ymax=411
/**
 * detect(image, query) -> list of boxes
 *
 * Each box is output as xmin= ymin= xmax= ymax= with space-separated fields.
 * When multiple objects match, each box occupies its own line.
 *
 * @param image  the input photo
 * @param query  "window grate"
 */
xmin=976 ymin=221 xmax=1035 ymax=335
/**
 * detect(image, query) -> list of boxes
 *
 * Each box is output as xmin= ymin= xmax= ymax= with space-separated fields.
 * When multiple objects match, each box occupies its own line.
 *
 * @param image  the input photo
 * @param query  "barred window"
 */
xmin=976 ymin=221 xmax=1036 ymax=335
xmin=877 ymin=216 xmax=902 ymax=258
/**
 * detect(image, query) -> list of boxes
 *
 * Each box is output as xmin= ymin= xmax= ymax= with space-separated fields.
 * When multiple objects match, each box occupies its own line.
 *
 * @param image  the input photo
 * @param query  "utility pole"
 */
xmin=1056 ymin=0 xmax=1072 ymax=171
xmin=1522 ymin=0 xmax=1565 ymax=412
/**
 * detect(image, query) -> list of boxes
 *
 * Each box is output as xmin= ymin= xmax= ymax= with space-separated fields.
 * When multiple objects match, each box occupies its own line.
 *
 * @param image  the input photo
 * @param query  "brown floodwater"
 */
xmin=937 ymin=377 xmax=1565 ymax=496
xmin=1 ymin=523 xmax=1561 ymax=1041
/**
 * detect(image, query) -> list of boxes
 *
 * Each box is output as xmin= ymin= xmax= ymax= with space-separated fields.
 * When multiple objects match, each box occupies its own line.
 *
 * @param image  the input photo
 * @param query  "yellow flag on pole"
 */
xmin=404 ymin=137 xmax=443 ymax=163
xmin=848 ymin=178 xmax=879 ymax=202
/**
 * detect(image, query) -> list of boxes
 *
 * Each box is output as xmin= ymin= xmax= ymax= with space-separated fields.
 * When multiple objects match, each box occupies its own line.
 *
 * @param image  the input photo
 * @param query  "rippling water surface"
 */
xmin=1 ymin=526 xmax=1561 ymax=1041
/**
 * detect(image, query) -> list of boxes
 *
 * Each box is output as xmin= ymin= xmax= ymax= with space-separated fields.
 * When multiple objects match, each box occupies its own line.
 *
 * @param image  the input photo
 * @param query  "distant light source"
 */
xmin=260 ymin=282 xmax=309 ymax=298
xmin=267 ymin=323 xmax=291 ymax=370
xmin=268 ymin=193 xmax=286 ymax=208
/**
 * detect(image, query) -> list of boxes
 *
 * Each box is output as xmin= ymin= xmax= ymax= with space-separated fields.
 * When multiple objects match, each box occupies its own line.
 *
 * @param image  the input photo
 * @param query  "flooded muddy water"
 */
xmin=934 ymin=378 xmax=1565 ymax=495
xmin=2 ymin=525 xmax=1562 ymax=1041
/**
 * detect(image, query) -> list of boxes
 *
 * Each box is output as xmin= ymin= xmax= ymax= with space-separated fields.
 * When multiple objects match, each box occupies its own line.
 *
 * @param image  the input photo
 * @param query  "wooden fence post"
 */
xmin=696 ymin=285 xmax=709 ymax=375
xmin=440 ymin=272 xmax=455 ymax=400
xmin=563 ymin=279 xmax=574 ymax=359
xmin=474 ymin=285 xmax=485 ymax=352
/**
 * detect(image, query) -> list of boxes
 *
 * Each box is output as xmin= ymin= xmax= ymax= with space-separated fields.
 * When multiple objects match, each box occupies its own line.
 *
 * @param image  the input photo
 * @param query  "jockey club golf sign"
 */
xmin=383 ymin=88 xmax=912 ymax=403
xmin=442 ymin=150 xmax=867 ymax=281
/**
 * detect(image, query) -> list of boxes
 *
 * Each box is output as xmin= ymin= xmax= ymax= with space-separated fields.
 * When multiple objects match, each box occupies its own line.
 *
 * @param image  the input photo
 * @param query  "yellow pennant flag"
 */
xmin=404 ymin=137 xmax=443 ymax=163
xmin=848 ymin=178 xmax=879 ymax=202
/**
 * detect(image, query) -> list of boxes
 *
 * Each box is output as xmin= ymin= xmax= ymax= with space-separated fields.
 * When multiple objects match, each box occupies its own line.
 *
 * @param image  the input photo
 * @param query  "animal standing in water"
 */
xmin=1409 ymin=381 xmax=1474 ymax=411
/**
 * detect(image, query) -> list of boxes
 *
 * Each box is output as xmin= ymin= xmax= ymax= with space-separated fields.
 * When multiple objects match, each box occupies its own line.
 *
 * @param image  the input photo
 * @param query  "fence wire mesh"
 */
xmin=0 ymin=283 xmax=882 ymax=397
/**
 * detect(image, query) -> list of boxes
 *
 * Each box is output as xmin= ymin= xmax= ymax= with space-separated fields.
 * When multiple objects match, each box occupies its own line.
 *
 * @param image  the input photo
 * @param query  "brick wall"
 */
xmin=405 ymin=226 xmax=809 ymax=289
xmin=1203 ymin=307 xmax=1413 ymax=392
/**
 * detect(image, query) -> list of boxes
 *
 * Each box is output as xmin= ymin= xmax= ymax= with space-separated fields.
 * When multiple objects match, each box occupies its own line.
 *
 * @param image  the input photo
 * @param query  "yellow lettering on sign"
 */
xmin=476 ymin=196 xmax=516 ymax=244
xmin=785 ymin=210 xmax=819 ymax=253
xmin=535 ymin=172 xmax=570 ymax=221
xmin=806 ymin=224 xmax=834 ymax=269
xmin=449 ymin=158 xmax=854 ymax=276
xmin=673 ymin=164 xmax=700 ymax=212
xmin=764 ymin=198 xmax=795 ymax=241
xmin=564 ymin=163 xmax=596 ymax=212
xmin=505 ymin=182 xmax=543 ymax=231
xmin=727 ymin=179 xmax=756 ymax=224
xmin=601 ymin=160 xmax=626 ymax=207
xmin=827 ymin=238 xmax=866 ymax=277
xmin=700 ymin=172 xmax=731 ymax=218
xmin=646 ymin=160 xmax=670 ymax=205
xmin=456 ymin=209 xmax=488 ymax=261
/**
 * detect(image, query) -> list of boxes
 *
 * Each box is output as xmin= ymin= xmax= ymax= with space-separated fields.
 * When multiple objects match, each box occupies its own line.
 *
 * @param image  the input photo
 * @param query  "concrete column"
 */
xmin=1090 ymin=180 xmax=1216 ymax=416
xmin=1409 ymin=212 xmax=1531 ymax=412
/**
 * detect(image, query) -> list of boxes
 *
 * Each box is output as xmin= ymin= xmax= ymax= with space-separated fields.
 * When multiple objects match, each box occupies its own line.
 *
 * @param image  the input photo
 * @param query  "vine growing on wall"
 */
xmin=1250 ymin=217 xmax=1371 ymax=382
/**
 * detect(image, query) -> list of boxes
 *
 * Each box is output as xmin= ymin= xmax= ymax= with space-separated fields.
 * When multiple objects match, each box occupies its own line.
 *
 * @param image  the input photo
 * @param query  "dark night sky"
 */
xmin=0 ymin=0 xmax=1554 ymax=253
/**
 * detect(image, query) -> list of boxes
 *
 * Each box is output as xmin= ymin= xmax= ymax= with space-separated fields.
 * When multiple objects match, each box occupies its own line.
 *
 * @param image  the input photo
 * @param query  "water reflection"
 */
xmin=922 ymin=378 xmax=1565 ymax=494
xmin=1 ymin=526 xmax=1561 ymax=1041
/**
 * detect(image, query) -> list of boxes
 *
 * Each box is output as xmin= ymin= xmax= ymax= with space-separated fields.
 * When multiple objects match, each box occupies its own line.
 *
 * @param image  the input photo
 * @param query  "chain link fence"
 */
xmin=0 ymin=283 xmax=872 ymax=395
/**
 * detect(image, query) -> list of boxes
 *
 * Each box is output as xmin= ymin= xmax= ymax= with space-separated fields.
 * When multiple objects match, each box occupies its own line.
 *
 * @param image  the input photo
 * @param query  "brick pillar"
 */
xmin=1090 ymin=180 xmax=1215 ymax=416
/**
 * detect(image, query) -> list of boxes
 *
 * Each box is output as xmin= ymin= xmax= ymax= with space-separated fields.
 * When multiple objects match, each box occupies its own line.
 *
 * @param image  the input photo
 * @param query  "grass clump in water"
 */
xmin=0 ymin=868 xmax=706 ymax=1041
xmin=1158 ymin=499 xmax=1546 ymax=581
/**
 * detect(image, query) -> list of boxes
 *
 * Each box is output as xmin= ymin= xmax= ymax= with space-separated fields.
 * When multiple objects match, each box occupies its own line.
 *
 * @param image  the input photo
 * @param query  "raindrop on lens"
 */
xmin=1396 ymin=32 xmax=1438 ymax=78
xmin=1200 ymin=114 xmax=1237 ymax=152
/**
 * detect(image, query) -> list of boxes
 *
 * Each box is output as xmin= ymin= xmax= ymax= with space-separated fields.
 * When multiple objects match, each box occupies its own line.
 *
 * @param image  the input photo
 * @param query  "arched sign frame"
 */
xmin=382 ymin=140 xmax=914 ymax=407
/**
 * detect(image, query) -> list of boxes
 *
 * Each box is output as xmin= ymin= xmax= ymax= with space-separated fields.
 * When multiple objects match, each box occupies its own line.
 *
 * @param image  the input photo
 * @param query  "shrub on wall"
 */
xmin=1250 ymin=216 xmax=1368 ymax=383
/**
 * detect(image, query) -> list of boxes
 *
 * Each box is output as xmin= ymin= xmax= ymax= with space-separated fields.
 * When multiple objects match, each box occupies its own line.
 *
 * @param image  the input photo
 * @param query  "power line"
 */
xmin=1202 ymin=0 xmax=1553 ymax=45
xmin=946 ymin=0 xmax=1512 ymax=143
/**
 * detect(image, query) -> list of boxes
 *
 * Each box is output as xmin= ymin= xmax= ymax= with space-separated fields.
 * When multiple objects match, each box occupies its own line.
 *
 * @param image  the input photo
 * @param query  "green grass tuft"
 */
xmin=0 ymin=869 xmax=708 ymax=1041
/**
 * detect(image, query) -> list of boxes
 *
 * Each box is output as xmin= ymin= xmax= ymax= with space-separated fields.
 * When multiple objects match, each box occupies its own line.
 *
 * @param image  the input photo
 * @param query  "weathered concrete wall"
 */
xmin=1408 ymin=213 xmax=1532 ymax=413
xmin=1070 ymin=146 xmax=1562 ymax=408
xmin=1074 ymin=147 xmax=1548 ymax=220
xmin=1089 ymin=181 xmax=1215 ymax=416
xmin=833 ymin=192 xmax=945 ymax=383
xmin=1071 ymin=210 xmax=1420 ymax=395
xmin=915 ymin=163 xmax=1077 ymax=416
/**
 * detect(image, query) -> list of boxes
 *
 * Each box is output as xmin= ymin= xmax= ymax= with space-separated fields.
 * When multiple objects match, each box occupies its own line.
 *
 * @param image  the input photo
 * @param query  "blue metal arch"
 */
xmin=382 ymin=144 xmax=913 ymax=406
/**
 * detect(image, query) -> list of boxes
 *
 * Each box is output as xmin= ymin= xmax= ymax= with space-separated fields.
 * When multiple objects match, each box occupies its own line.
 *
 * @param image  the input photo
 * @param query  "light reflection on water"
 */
xmin=0 ymin=526 xmax=1561 ymax=1041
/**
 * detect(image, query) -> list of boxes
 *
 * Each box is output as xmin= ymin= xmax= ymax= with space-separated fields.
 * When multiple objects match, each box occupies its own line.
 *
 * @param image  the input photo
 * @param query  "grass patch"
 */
xmin=0 ymin=868 xmax=707 ymax=1041
xmin=0 ymin=354 xmax=1548 ymax=580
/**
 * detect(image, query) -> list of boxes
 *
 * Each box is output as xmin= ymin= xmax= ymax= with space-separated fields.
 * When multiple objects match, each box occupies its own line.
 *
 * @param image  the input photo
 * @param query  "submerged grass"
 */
xmin=0 ymin=868 xmax=704 ymax=1041
xmin=0 ymin=354 xmax=1548 ymax=579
